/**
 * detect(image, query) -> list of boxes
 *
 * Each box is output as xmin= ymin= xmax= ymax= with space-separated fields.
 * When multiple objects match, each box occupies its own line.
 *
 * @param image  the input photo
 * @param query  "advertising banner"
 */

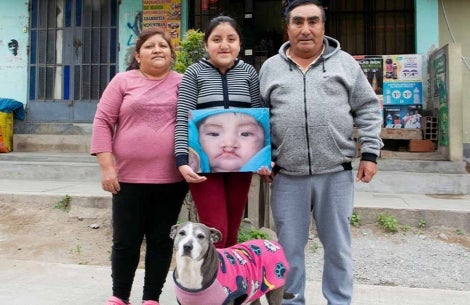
xmin=355 ymin=54 xmax=424 ymax=128
xmin=142 ymin=0 xmax=182 ymax=47
xmin=354 ymin=55 xmax=384 ymax=96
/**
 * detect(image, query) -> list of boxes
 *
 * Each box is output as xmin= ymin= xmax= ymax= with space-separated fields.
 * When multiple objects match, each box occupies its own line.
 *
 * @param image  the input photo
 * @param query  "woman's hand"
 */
xmin=96 ymin=152 xmax=120 ymax=194
xmin=178 ymin=165 xmax=207 ymax=183
xmin=100 ymin=166 xmax=120 ymax=194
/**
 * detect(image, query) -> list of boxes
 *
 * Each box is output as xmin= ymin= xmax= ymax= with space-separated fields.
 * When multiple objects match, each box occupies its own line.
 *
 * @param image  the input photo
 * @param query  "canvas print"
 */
xmin=188 ymin=108 xmax=272 ymax=173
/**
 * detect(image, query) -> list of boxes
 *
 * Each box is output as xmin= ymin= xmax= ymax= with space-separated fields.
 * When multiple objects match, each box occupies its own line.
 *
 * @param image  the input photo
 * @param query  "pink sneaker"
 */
xmin=106 ymin=296 xmax=131 ymax=305
xmin=141 ymin=301 xmax=159 ymax=305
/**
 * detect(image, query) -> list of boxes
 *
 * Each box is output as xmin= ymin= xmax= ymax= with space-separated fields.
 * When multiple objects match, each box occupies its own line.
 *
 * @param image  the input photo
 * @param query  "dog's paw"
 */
xmin=283 ymin=291 xmax=295 ymax=299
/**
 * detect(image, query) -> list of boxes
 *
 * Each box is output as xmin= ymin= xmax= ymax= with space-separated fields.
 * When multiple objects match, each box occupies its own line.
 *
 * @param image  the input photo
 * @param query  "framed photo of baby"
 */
xmin=188 ymin=108 xmax=272 ymax=173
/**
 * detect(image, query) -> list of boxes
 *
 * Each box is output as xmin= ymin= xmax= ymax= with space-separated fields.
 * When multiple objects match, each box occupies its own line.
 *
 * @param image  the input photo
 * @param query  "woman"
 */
xmin=91 ymin=29 xmax=188 ymax=305
xmin=174 ymin=16 xmax=265 ymax=248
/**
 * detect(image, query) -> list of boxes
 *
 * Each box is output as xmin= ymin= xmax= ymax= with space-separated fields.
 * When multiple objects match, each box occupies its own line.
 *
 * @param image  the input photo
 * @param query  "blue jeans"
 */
xmin=270 ymin=171 xmax=354 ymax=305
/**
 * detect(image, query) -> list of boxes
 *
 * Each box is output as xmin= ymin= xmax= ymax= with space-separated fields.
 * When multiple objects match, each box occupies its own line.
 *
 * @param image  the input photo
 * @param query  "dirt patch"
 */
xmin=0 ymin=202 xmax=113 ymax=266
xmin=1 ymin=201 xmax=470 ymax=291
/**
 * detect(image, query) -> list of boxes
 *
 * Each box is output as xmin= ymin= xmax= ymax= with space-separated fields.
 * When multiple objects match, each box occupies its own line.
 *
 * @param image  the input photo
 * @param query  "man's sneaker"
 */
xmin=141 ymin=301 xmax=159 ymax=305
xmin=106 ymin=296 xmax=131 ymax=305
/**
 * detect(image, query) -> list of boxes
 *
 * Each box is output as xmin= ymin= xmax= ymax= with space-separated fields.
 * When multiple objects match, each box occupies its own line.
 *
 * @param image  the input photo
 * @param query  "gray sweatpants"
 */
xmin=270 ymin=171 xmax=354 ymax=305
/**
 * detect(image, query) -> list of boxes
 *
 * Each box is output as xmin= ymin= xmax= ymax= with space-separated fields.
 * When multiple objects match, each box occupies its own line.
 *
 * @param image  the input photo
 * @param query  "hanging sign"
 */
xmin=142 ymin=0 xmax=182 ymax=47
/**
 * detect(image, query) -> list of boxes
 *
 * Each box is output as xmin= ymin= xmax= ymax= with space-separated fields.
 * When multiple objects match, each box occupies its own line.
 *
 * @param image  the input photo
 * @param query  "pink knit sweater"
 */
xmin=174 ymin=239 xmax=289 ymax=305
xmin=91 ymin=70 xmax=183 ymax=183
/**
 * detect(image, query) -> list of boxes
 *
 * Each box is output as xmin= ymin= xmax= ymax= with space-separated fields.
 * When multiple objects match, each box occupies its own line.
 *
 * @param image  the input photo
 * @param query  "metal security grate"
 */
xmin=28 ymin=0 xmax=118 ymax=122
xmin=323 ymin=0 xmax=415 ymax=55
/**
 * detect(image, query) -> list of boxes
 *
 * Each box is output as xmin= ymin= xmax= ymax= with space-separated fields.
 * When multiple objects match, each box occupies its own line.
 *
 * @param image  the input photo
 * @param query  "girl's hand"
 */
xmin=257 ymin=163 xmax=274 ymax=183
xmin=178 ymin=165 xmax=207 ymax=183
xmin=256 ymin=166 xmax=271 ymax=176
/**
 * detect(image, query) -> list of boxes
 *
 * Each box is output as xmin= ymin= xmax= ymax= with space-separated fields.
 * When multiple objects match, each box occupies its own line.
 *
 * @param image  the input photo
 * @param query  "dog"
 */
xmin=170 ymin=221 xmax=290 ymax=305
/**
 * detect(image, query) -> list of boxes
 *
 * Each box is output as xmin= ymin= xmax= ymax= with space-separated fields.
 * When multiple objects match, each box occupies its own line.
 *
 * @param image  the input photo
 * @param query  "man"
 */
xmin=259 ymin=1 xmax=383 ymax=304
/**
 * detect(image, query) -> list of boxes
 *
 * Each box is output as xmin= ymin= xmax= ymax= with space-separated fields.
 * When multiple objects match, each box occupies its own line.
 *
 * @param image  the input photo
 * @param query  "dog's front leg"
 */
xmin=264 ymin=287 xmax=285 ymax=305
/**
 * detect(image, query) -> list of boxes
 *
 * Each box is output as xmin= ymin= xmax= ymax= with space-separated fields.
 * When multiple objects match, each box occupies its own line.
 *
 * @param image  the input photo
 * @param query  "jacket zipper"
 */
xmin=303 ymin=73 xmax=313 ymax=175
xmin=221 ymin=73 xmax=229 ymax=109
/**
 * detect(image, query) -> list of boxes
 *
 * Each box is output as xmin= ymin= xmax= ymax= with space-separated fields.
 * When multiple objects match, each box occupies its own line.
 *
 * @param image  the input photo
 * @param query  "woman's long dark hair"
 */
xmin=126 ymin=28 xmax=176 ymax=71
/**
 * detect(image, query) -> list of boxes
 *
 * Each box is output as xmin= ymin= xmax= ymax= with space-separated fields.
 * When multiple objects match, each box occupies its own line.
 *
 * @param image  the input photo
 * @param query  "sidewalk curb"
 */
xmin=2 ymin=189 xmax=470 ymax=232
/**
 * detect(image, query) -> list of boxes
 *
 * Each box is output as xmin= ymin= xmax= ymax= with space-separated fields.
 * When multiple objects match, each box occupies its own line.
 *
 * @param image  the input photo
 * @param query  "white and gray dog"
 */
xmin=170 ymin=221 xmax=291 ymax=305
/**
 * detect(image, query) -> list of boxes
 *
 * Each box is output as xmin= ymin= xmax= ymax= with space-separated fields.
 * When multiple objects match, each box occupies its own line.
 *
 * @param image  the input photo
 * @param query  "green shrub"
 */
xmin=54 ymin=194 xmax=71 ymax=212
xmin=377 ymin=213 xmax=398 ymax=233
xmin=418 ymin=219 xmax=426 ymax=230
xmin=174 ymin=29 xmax=205 ymax=73
xmin=350 ymin=211 xmax=361 ymax=227
xmin=238 ymin=227 xmax=269 ymax=243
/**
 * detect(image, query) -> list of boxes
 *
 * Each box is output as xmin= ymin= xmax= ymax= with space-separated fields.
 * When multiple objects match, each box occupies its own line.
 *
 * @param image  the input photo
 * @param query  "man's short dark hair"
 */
xmin=285 ymin=0 xmax=326 ymax=24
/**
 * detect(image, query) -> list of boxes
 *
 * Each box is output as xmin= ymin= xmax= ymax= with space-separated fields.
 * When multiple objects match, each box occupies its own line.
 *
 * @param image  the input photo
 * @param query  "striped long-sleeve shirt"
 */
xmin=174 ymin=58 xmax=263 ymax=167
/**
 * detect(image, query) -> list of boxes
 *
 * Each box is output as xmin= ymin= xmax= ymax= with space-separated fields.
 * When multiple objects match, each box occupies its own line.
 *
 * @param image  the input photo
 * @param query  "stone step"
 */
xmin=13 ymin=134 xmax=91 ymax=153
xmin=0 ymin=152 xmax=469 ymax=194
xmin=355 ymin=170 xmax=470 ymax=195
xmin=0 ymin=152 xmax=99 ymax=181
xmin=355 ymin=159 xmax=470 ymax=195
xmin=12 ymin=122 xmax=92 ymax=153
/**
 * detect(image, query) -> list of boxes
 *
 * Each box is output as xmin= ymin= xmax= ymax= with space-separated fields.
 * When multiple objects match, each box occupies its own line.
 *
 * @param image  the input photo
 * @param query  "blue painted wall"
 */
xmin=119 ymin=0 xmax=143 ymax=72
xmin=415 ymin=0 xmax=439 ymax=55
xmin=414 ymin=0 xmax=439 ymax=109
xmin=0 ymin=2 xmax=29 ymax=104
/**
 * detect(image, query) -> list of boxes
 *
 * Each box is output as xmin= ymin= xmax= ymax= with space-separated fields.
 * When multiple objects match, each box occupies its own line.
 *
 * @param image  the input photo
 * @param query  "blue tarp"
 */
xmin=0 ymin=98 xmax=25 ymax=120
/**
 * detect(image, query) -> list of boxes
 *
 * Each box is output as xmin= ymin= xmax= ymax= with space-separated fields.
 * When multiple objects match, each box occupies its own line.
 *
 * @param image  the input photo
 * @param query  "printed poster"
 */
xmin=354 ymin=55 xmax=384 ymax=96
xmin=382 ymin=54 xmax=424 ymax=111
xmin=355 ymin=54 xmax=426 ymax=129
xmin=383 ymin=104 xmax=422 ymax=129
xmin=383 ymin=82 xmax=423 ymax=105
xmin=188 ymin=108 xmax=272 ymax=173
xmin=383 ymin=54 xmax=423 ymax=82
xmin=142 ymin=0 xmax=182 ymax=47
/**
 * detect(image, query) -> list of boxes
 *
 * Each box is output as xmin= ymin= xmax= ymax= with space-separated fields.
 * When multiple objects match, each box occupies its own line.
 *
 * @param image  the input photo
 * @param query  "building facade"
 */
xmin=0 ymin=0 xmax=468 ymax=159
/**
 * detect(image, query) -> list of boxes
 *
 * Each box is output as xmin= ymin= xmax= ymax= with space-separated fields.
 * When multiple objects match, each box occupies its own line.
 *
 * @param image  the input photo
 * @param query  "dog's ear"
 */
xmin=170 ymin=224 xmax=180 ymax=239
xmin=209 ymin=228 xmax=222 ymax=244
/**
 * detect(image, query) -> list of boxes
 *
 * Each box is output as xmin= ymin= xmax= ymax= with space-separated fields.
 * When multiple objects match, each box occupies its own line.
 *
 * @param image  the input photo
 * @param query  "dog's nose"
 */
xmin=183 ymin=241 xmax=193 ymax=254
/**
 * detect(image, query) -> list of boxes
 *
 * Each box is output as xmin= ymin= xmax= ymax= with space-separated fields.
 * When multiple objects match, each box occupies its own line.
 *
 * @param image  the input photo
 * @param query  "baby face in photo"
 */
xmin=198 ymin=112 xmax=265 ymax=172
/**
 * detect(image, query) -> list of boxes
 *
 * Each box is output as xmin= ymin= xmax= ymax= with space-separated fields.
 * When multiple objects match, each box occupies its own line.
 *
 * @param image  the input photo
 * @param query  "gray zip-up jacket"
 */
xmin=259 ymin=36 xmax=383 ymax=176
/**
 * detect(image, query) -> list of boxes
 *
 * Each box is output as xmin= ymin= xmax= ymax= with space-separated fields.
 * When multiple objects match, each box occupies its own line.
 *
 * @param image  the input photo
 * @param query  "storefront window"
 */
xmin=324 ymin=0 xmax=415 ymax=55
xmin=187 ymin=0 xmax=416 ymax=68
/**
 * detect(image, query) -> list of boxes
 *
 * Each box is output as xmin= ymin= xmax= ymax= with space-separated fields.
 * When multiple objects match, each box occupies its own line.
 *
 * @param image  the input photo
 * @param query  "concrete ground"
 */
xmin=1 ymin=258 xmax=470 ymax=305
xmin=1 ymin=152 xmax=470 ymax=304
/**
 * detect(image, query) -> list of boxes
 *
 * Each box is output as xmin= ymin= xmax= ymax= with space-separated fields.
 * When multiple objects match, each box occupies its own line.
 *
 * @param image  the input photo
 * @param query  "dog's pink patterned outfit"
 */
xmin=174 ymin=239 xmax=289 ymax=305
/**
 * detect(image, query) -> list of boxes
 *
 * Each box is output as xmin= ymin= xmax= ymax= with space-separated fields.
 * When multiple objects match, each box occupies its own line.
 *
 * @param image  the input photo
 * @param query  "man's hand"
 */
xmin=356 ymin=160 xmax=378 ymax=183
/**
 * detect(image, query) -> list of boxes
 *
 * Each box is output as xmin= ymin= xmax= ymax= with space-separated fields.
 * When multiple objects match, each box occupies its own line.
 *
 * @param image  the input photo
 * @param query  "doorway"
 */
xmin=28 ymin=0 xmax=118 ymax=123
xmin=188 ymin=0 xmax=285 ymax=71
xmin=246 ymin=0 xmax=284 ymax=70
